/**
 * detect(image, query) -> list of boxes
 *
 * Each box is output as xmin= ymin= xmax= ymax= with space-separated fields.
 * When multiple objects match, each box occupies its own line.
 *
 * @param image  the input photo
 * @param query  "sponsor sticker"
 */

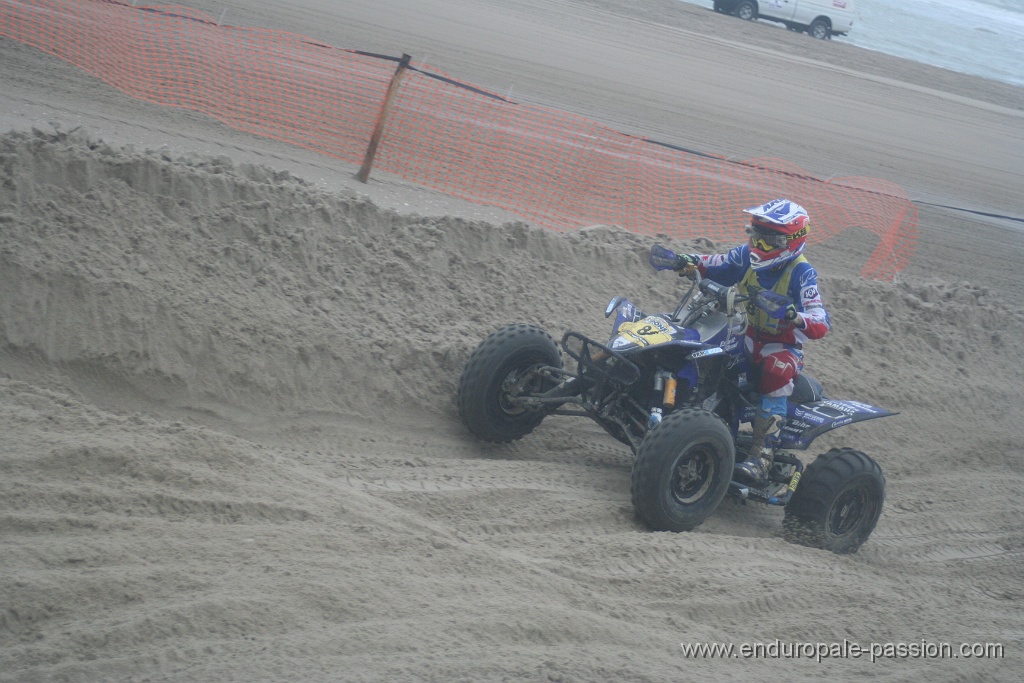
xmin=827 ymin=399 xmax=881 ymax=414
xmin=798 ymin=268 xmax=818 ymax=288
xmin=616 ymin=319 xmax=672 ymax=347
xmin=643 ymin=316 xmax=673 ymax=334
xmin=795 ymin=405 xmax=843 ymax=424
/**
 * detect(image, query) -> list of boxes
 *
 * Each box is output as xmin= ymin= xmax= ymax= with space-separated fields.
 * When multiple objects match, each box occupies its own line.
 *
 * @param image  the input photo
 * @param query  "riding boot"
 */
xmin=734 ymin=413 xmax=783 ymax=487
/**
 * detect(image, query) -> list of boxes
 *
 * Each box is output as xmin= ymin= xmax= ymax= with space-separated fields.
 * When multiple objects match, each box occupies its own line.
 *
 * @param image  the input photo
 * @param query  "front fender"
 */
xmin=606 ymin=296 xmax=644 ymax=331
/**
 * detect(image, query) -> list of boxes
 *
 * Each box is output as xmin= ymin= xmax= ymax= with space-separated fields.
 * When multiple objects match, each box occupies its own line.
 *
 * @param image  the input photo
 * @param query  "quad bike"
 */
xmin=457 ymin=244 xmax=893 ymax=554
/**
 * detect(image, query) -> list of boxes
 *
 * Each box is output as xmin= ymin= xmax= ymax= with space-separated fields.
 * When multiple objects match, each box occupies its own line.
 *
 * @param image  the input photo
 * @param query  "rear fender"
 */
xmin=780 ymin=399 xmax=897 ymax=450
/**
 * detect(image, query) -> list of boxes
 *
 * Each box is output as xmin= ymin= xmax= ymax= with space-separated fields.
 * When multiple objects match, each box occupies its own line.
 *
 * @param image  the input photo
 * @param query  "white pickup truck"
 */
xmin=713 ymin=0 xmax=857 ymax=39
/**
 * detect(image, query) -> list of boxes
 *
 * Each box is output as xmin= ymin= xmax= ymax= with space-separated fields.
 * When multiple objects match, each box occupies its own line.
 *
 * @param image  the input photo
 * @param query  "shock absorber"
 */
xmin=663 ymin=374 xmax=678 ymax=409
xmin=648 ymin=370 xmax=676 ymax=429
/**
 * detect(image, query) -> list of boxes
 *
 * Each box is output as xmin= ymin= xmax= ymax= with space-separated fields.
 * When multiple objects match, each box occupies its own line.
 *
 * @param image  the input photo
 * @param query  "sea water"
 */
xmin=682 ymin=0 xmax=1024 ymax=87
xmin=847 ymin=0 xmax=1024 ymax=87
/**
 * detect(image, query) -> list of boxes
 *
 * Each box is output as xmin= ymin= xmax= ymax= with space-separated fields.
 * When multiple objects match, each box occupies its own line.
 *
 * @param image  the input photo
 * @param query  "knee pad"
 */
xmin=758 ymin=353 xmax=798 ymax=395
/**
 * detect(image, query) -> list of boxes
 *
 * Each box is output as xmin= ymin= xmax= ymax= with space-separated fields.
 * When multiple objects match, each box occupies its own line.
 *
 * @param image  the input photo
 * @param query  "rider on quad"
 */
xmin=673 ymin=199 xmax=831 ymax=487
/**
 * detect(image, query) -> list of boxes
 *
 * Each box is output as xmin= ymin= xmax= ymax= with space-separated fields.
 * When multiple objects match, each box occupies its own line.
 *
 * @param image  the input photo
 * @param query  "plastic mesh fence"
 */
xmin=1 ymin=0 xmax=918 ymax=279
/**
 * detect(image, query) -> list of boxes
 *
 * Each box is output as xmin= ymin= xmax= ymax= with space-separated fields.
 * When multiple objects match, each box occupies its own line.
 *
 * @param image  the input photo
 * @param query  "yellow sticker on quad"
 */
xmin=617 ymin=317 xmax=673 ymax=347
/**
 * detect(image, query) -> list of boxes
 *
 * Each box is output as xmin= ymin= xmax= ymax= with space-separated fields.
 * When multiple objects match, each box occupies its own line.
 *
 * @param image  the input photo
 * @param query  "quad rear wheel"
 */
xmin=631 ymin=409 xmax=735 ymax=532
xmin=783 ymin=448 xmax=885 ymax=554
xmin=457 ymin=324 xmax=562 ymax=443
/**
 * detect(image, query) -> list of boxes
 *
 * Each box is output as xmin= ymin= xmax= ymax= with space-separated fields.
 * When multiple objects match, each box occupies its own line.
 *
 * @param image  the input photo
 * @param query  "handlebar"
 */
xmin=699 ymin=279 xmax=749 ymax=305
xmin=651 ymin=242 xmax=791 ymax=319
xmin=697 ymin=279 xmax=723 ymax=296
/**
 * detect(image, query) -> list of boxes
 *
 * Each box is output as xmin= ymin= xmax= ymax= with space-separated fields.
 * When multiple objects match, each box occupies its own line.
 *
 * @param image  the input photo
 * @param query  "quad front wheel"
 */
xmin=631 ymin=409 xmax=735 ymax=532
xmin=783 ymin=448 xmax=885 ymax=553
xmin=457 ymin=324 xmax=562 ymax=443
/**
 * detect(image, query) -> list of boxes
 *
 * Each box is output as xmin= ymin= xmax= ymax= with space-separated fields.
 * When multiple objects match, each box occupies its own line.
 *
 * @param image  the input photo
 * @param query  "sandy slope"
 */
xmin=2 ymin=1 xmax=1024 ymax=681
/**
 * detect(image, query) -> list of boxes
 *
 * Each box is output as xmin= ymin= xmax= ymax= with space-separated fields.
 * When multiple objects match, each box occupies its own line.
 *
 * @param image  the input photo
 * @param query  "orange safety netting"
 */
xmin=0 ymin=0 xmax=917 ymax=279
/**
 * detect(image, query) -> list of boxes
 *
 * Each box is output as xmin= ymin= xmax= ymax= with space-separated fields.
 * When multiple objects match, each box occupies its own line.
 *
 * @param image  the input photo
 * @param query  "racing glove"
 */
xmin=784 ymin=303 xmax=805 ymax=328
xmin=674 ymin=253 xmax=700 ymax=278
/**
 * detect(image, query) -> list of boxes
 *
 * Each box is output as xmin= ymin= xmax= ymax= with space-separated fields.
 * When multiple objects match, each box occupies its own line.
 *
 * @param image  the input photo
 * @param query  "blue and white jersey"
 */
xmin=696 ymin=244 xmax=830 ymax=345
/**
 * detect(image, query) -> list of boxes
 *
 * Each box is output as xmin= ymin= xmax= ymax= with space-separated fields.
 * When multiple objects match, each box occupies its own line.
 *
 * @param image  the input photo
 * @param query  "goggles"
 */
xmin=746 ymin=224 xmax=788 ymax=252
